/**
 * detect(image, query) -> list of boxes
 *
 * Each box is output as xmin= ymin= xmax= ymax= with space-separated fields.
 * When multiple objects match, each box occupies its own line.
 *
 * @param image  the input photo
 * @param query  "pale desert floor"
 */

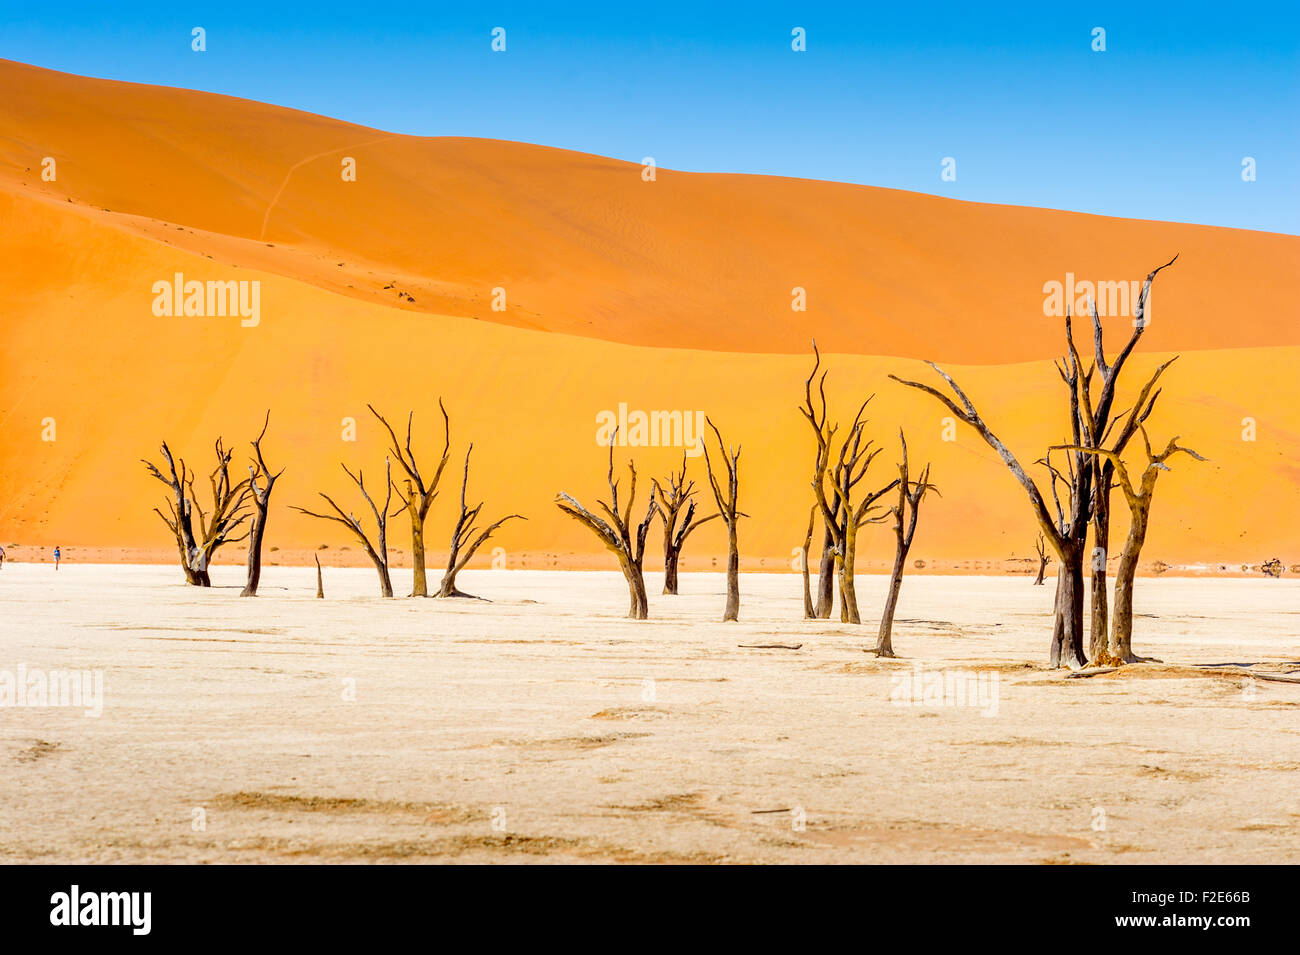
xmin=0 ymin=563 xmax=1297 ymax=864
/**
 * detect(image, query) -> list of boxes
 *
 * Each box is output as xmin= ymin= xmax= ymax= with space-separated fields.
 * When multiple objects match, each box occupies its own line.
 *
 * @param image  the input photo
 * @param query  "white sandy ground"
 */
xmin=0 ymin=563 xmax=1296 ymax=864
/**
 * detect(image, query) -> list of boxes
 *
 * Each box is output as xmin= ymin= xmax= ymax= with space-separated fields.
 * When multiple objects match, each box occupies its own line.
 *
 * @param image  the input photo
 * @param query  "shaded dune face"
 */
xmin=0 ymin=58 xmax=1296 ymax=566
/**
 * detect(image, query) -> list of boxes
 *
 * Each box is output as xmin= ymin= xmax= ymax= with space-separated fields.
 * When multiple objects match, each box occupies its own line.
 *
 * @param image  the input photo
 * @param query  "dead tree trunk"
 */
xmin=1076 ymin=257 xmax=1179 ymax=659
xmin=1033 ymin=533 xmax=1049 ymax=584
xmin=314 ymin=554 xmax=324 ymax=598
xmin=143 ymin=442 xmax=204 ymax=585
xmin=702 ymin=418 xmax=742 ymax=622
xmin=1060 ymin=429 xmax=1204 ymax=663
xmin=293 ymin=459 xmax=395 ymax=597
xmin=436 ymin=445 xmax=524 ymax=598
xmin=241 ymin=412 xmax=285 ymax=597
xmin=801 ymin=344 xmax=897 ymax=625
xmin=370 ymin=403 xmax=451 ymax=597
xmin=815 ymin=526 xmax=836 ymax=618
xmin=191 ymin=438 xmax=254 ymax=585
xmin=652 ymin=453 xmax=719 ymax=595
xmin=800 ymin=505 xmax=816 ymax=619
xmin=892 ymin=360 xmax=1087 ymax=667
xmin=555 ymin=428 xmax=656 ymax=619
xmin=874 ymin=431 xmax=936 ymax=657
xmin=144 ymin=438 xmax=251 ymax=586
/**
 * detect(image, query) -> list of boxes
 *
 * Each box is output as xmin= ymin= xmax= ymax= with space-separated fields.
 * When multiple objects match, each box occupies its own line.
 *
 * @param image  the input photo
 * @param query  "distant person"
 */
xmin=54 ymin=546 xmax=61 ymax=570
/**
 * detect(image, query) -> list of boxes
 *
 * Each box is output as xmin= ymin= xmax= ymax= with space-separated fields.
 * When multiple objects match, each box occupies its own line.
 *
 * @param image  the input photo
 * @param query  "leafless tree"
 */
xmin=1072 ymin=257 xmax=1179 ymax=659
xmin=801 ymin=347 xmax=897 ymax=625
xmin=240 ymin=412 xmax=285 ymax=597
xmin=369 ymin=402 xmax=451 ymax=597
xmin=652 ymin=452 xmax=719 ymax=595
xmin=292 ymin=459 xmax=395 ymax=597
xmin=436 ymin=445 xmax=525 ymax=598
xmin=314 ymin=554 xmax=324 ymax=598
xmin=891 ymin=360 xmax=1090 ymax=667
xmin=143 ymin=442 xmax=205 ymax=585
xmin=702 ymin=417 xmax=742 ymax=622
xmin=1058 ymin=428 xmax=1204 ymax=662
xmin=143 ymin=439 xmax=251 ymax=586
xmin=800 ymin=344 xmax=837 ymax=617
xmin=1033 ymin=533 xmax=1049 ymax=585
xmin=555 ymin=429 xmax=656 ymax=619
xmin=874 ymin=431 xmax=937 ymax=656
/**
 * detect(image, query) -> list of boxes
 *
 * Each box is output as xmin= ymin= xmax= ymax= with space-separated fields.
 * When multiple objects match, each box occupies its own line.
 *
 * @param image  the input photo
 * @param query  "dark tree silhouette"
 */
xmin=369 ymin=402 xmax=451 ymax=597
xmin=240 ymin=412 xmax=285 ymax=597
xmin=702 ymin=417 xmax=742 ymax=622
xmin=555 ymin=429 xmax=656 ymax=619
xmin=874 ymin=431 xmax=936 ymax=656
xmin=293 ymin=459 xmax=395 ymax=597
xmin=436 ymin=445 xmax=525 ymax=598
xmin=652 ymin=453 xmax=719 ymax=595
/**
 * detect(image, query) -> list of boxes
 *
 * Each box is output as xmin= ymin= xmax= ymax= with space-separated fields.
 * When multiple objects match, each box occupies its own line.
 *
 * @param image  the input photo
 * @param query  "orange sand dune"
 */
xmin=0 ymin=58 xmax=1296 ymax=364
xmin=0 ymin=60 xmax=1296 ymax=570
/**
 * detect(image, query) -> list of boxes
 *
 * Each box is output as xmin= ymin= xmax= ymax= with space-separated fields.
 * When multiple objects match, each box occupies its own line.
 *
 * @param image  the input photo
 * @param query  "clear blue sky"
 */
xmin=3 ymin=1 xmax=1297 ymax=233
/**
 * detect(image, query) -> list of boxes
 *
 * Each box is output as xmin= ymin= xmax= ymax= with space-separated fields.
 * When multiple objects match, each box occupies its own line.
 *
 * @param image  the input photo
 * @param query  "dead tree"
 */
xmin=874 ymin=431 xmax=936 ymax=656
xmin=314 ymin=554 xmax=324 ymax=598
xmin=702 ymin=418 xmax=742 ymax=622
xmin=801 ymin=348 xmax=897 ymax=625
xmin=143 ymin=442 xmax=205 ymax=585
xmin=436 ymin=445 xmax=524 ymax=598
xmin=800 ymin=504 xmax=817 ymax=618
xmin=1262 ymin=558 xmax=1284 ymax=578
xmin=801 ymin=344 xmax=838 ymax=618
xmin=292 ymin=459 xmax=395 ymax=597
xmin=240 ymin=412 xmax=285 ymax=597
xmin=192 ymin=439 xmax=254 ymax=581
xmin=1059 ymin=428 xmax=1204 ymax=663
xmin=892 ymin=359 xmax=1090 ymax=667
xmin=143 ymin=439 xmax=251 ymax=586
xmin=369 ymin=402 xmax=450 ymax=597
xmin=652 ymin=453 xmax=719 ymax=595
xmin=1073 ymin=257 xmax=1179 ymax=659
xmin=555 ymin=429 xmax=656 ymax=618
xmin=1033 ymin=533 xmax=1049 ymax=585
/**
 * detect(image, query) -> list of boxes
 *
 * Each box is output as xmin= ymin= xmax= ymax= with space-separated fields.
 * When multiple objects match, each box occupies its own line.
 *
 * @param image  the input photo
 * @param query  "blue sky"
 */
xmin=3 ymin=1 xmax=1297 ymax=233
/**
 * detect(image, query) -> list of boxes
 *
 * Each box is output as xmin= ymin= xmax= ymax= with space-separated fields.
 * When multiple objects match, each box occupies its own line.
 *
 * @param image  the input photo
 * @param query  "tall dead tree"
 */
xmin=143 ymin=439 xmax=251 ymax=586
xmin=555 ymin=429 xmax=656 ymax=619
xmin=652 ymin=453 xmax=719 ymax=595
xmin=1059 ymin=428 xmax=1204 ymax=662
xmin=874 ymin=431 xmax=936 ymax=657
xmin=1073 ymin=256 xmax=1179 ymax=659
xmin=702 ymin=418 xmax=742 ymax=622
xmin=891 ymin=359 xmax=1090 ymax=667
xmin=293 ymin=459 xmax=395 ymax=597
xmin=801 ymin=344 xmax=838 ymax=618
xmin=369 ymin=402 xmax=451 ymax=597
xmin=240 ymin=412 xmax=285 ymax=597
xmin=801 ymin=348 xmax=897 ymax=625
xmin=437 ymin=445 xmax=525 ymax=598
xmin=1033 ymin=533 xmax=1049 ymax=585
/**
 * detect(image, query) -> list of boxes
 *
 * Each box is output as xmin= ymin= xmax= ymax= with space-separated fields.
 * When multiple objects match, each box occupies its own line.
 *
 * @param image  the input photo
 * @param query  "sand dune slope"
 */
xmin=1 ymin=58 xmax=1296 ymax=361
xmin=0 ymin=60 xmax=1296 ymax=566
